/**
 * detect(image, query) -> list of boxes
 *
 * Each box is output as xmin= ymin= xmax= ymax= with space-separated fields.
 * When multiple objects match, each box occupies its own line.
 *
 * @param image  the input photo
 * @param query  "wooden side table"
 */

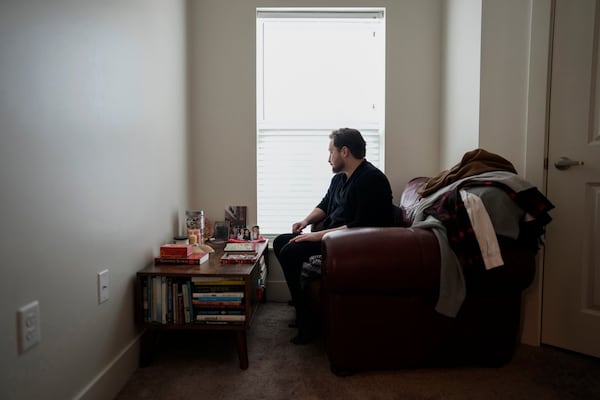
xmin=134 ymin=240 xmax=268 ymax=369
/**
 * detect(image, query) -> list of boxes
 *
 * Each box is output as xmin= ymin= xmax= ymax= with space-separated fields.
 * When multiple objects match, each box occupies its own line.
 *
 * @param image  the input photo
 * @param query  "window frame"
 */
xmin=256 ymin=7 xmax=386 ymax=235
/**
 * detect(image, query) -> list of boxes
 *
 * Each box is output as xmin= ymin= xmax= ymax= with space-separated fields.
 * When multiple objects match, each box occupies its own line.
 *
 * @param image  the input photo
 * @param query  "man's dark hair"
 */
xmin=329 ymin=128 xmax=366 ymax=159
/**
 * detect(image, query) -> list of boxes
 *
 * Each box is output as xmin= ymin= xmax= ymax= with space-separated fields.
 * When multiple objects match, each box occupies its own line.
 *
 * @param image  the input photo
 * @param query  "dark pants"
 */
xmin=273 ymin=233 xmax=322 ymax=334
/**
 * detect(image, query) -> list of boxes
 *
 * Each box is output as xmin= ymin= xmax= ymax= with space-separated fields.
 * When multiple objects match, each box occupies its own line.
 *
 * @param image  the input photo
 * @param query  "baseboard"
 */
xmin=73 ymin=334 xmax=141 ymax=400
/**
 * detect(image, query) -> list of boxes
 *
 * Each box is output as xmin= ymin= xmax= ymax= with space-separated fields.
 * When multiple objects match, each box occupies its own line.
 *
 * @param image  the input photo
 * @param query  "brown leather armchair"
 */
xmin=310 ymin=177 xmax=538 ymax=375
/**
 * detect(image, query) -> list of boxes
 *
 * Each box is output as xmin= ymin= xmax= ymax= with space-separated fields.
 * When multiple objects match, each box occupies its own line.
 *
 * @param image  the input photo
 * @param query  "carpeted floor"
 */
xmin=115 ymin=301 xmax=600 ymax=400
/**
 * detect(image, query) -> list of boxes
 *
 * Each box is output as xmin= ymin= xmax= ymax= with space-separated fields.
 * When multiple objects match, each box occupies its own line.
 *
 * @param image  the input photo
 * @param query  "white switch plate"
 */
xmin=98 ymin=269 xmax=109 ymax=304
xmin=17 ymin=300 xmax=41 ymax=354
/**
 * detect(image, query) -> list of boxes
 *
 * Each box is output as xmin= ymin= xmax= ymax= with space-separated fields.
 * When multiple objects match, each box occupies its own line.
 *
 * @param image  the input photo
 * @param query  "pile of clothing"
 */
xmin=412 ymin=148 xmax=554 ymax=316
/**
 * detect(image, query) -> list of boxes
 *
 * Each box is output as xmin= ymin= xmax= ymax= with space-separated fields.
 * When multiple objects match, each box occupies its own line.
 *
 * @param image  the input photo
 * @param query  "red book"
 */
xmin=160 ymin=244 xmax=193 ymax=258
xmin=155 ymin=251 xmax=209 ymax=265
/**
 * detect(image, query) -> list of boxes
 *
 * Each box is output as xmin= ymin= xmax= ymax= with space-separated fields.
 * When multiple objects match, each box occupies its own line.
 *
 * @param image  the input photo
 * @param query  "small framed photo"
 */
xmin=230 ymin=225 xmax=249 ymax=240
xmin=250 ymin=225 xmax=260 ymax=240
xmin=228 ymin=225 xmax=260 ymax=241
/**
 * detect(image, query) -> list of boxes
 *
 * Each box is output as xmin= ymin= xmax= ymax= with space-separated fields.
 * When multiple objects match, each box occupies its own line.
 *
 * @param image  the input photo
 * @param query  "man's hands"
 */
xmin=291 ymin=220 xmax=308 ymax=234
xmin=289 ymin=222 xmax=348 ymax=243
xmin=291 ymin=208 xmax=326 ymax=235
xmin=290 ymin=220 xmax=322 ymax=242
xmin=288 ymin=231 xmax=325 ymax=243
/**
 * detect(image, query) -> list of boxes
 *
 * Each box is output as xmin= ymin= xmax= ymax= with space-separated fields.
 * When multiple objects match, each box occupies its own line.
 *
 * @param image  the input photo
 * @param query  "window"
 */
xmin=256 ymin=8 xmax=386 ymax=234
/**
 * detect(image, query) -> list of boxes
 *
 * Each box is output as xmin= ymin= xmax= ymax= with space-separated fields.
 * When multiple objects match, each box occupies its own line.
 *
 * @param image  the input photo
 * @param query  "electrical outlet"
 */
xmin=17 ymin=300 xmax=41 ymax=354
xmin=98 ymin=269 xmax=109 ymax=304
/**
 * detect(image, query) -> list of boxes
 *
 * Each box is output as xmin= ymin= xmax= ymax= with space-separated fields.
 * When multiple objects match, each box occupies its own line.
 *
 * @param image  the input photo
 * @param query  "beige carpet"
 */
xmin=115 ymin=302 xmax=600 ymax=400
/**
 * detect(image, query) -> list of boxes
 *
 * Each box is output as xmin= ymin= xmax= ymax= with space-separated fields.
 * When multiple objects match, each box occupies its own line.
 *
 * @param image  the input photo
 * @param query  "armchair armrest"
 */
xmin=321 ymin=227 xmax=440 ymax=293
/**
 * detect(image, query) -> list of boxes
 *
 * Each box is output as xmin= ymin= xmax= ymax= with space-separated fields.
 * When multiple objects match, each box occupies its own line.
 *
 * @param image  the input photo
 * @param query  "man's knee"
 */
xmin=279 ymin=240 xmax=309 ymax=262
xmin=273 ymin=233 xmax=294 ymax=258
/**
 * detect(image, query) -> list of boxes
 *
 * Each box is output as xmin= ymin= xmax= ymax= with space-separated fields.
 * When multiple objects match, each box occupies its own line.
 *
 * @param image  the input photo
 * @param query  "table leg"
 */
xmin=235 ymin=331 xmax=249 ymax=369
xmin=139 ymin=328 xmax=159 ymax=367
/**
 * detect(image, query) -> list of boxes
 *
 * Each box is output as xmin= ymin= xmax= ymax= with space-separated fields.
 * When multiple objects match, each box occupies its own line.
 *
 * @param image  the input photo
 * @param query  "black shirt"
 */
xmin=317 ymin=160 xmax=394 ymax=229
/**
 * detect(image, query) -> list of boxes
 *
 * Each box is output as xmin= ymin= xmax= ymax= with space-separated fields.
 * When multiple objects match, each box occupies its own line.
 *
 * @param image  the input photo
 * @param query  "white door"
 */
xmin=542 ymin=0 xmax=600 ymax=358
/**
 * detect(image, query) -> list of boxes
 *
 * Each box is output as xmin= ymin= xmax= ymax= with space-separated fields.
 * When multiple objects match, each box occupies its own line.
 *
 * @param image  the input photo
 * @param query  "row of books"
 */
xmin=141 ymin=276 xmax=247 ymax=325
xmin=194 ymin=277 xmax=246 ymax=324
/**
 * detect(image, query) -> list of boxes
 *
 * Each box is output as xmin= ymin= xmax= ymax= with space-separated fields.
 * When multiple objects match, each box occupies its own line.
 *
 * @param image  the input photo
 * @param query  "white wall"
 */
xmin=0 ymin=1 xmax=188 ymax=399
xmin=479 ymin=0 xmax=534 ymax=174
xmin=440 ymin=0 xmax=482 ymax=169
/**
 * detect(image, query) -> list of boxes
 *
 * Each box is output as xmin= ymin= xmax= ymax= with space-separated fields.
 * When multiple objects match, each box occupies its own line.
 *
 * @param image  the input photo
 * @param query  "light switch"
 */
xmin=98 ymin=269 xmax=109 ymax=304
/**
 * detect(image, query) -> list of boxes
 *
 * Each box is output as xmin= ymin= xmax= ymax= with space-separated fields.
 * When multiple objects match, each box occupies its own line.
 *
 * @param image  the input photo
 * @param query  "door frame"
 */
xmin=521 ymin=0 xmax=554 ymax=345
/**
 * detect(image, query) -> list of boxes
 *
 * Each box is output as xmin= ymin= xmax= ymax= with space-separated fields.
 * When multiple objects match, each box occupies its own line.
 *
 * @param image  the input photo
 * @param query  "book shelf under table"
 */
xmin=135 ymin=240 xmax=268 ymax=370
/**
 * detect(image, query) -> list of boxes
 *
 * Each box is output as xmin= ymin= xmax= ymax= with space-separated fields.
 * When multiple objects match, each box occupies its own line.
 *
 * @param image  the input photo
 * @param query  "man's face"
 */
xmin=328 ymin=139 xmax=344 ymax=173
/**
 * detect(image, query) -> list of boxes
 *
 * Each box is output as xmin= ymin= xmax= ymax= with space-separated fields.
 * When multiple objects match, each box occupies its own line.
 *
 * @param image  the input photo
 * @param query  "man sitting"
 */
xmin=273 ymin=127 xmax=395 ymax=344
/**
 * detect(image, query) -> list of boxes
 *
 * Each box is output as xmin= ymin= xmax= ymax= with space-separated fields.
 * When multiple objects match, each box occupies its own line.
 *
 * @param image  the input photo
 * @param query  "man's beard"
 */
xmin=331 ymin=159 xmax=344 ymax=173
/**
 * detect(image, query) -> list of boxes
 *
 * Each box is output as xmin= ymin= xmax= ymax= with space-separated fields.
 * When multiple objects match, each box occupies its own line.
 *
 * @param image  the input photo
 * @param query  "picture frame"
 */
xmin=224 ymin=205 xmax=247 ymax=229
xmin=228 ymin=225 xmax=260 ymax=241
xmin=250 ymin=225 xmax=260 ymax=240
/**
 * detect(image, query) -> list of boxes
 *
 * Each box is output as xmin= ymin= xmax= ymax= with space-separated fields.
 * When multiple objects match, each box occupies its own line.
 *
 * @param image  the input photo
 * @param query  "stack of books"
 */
xmin=142 ymin=276 xmax=194 ymax=324
xmin=155 ymin=243 xmax=209 ymax=265
xmin=220 ymin=242 xmax=258 ymax=264
xmin=191 ymin=277 xmax=246 ymax=324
